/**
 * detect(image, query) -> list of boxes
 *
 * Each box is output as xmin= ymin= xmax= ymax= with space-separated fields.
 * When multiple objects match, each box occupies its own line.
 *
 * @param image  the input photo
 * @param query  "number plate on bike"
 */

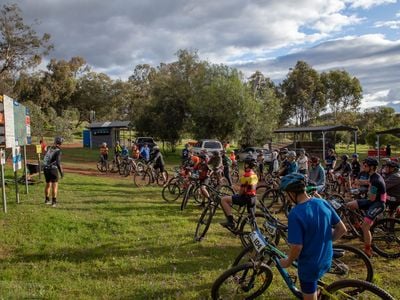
xmin=330 ymin=199 xmax=342 ymax=210
xmin=249 ymin=230 xmax=267 ymax=253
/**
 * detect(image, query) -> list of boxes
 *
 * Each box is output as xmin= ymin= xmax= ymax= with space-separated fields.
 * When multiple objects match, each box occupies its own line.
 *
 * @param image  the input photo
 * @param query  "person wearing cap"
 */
xmin=43 ymin=137 xmax=64 ymax=207
xmin=279 ymin=151 xmax=298 ymax=176
xmin=279 ymin=173 xmax=347 ymax=300
xmin=308 ymin=156 xmax=325 ymax=192
xmin=346 ymin=157 xmax=387 ymax=257
xmin=324 ymin=148 xmax=337 ymax=170
xmin=384 ymin=161 xmax=400 ymax=210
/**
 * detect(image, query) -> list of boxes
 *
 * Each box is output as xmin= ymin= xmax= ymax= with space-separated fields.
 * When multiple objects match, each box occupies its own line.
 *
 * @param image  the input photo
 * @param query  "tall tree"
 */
xmin=0 ymin=3 xmax=52 ymax=94
xmin=280 ymin=61 xmax=326 ymax=126
xmin=320 ymin=69 xmax=362 ymax=121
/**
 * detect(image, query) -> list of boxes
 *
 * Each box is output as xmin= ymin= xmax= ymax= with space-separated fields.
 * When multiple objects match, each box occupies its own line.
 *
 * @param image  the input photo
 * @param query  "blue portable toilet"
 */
xmin=83 ymin=130 xmax=91 ymax=148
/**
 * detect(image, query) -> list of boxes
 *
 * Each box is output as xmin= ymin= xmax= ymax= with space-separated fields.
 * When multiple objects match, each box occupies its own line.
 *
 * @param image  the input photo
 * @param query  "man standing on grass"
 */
xmin=43 ymin=137 xmax=64 ymax=207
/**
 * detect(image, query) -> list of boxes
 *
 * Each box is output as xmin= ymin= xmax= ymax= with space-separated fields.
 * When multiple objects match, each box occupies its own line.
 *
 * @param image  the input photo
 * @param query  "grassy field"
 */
xmin=0 ymin=146 xmax=399 ymax=299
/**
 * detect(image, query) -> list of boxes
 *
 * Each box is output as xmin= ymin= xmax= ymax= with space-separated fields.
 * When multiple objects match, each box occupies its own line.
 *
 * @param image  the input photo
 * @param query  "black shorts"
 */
xmin=357 ymin=199 xmax=385 ymax=223
xmin=44 ymin=167 xmax=59 ymax=183
xmin=154 ymin=164 xmax=165 ymax=173
xmin=232 ymin=194 xmax=256 ymax=207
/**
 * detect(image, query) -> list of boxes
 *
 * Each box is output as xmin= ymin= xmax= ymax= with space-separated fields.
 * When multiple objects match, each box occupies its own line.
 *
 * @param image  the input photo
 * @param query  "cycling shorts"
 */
xmin=357 ymin=199 xmax=385 ymax=224
xmin=300 ymin=280 xmax=318 ymax=294
xmin=44 ymin=166 xmax=59 ymax=183
xmin=232 ymin=194 xmax=256 ymax=207
xmin=154 ymin=164 xmax=165 ymax=173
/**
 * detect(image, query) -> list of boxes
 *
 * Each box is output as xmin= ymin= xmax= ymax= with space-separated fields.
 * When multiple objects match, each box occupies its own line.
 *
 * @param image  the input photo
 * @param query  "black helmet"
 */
xmin=244 ymin=155 xmax=256 ymax=168
xmin=212 ymin=150 xmax=220 ymax=156
xmin=280 ymin=173 xmax=306 ymax=193
xmin=310 ymin=156 xmax=320 ymax=164
xmin=352 ymin=153 xmax=359 ymax=158
xmin=386 ymin=160 xmax=399 ymax=169
xmin=199 ymin=153 xmax=207 ymax=160
xmin=54 ymin=137 xmax=64 ymax=145
xmin=341 ymin=154 xmax=349 ymax=161
xmin=363 ymin=157 xmax=379 ymax=167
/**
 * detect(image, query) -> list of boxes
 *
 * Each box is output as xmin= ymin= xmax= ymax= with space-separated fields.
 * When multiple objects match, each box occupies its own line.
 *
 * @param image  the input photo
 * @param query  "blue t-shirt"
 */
xmin=287 ymin=198 xmax=340 ymax=282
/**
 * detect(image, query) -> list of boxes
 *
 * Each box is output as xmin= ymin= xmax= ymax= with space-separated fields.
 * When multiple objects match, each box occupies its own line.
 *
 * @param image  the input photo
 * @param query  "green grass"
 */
xmin=0 ymin=146 xmax=399 ymax=298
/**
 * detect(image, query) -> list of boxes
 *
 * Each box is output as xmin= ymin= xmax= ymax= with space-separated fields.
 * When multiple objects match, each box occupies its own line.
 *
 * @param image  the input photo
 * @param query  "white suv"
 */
xmin=192 ymin=139 xmax=223 ymax=155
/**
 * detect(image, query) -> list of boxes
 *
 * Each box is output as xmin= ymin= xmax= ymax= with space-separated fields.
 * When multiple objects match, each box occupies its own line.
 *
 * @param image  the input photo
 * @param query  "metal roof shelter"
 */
xmin=86 ymin=121 xmax=132 ymax=149
xmin=274 ymin=125 xmax=358 ymax=159
xmin=375 ymin=128 xmax=400 ymax=161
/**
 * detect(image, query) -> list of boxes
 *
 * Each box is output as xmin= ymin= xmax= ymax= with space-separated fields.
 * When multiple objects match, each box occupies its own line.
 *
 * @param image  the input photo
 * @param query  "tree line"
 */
xmin=1 ymin=3 xmax=399 ymax=149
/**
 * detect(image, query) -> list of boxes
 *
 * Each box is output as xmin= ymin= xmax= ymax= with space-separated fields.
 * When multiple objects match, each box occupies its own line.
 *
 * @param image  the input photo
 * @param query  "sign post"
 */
xmin=0 ymin=149 xmax=6 ymax=213
xmin=23 ymin=144 xmax=28 ymax=194
xmin=36 ymin=144 xmax=42 ymax=180
xmin=12 ymin=146 xmax=21 ymax=204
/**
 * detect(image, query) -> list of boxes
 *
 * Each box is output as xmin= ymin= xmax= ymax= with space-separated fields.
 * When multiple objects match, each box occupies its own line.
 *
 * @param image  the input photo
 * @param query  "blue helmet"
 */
xmin=280 ymin=173 xmax=306 ymax=193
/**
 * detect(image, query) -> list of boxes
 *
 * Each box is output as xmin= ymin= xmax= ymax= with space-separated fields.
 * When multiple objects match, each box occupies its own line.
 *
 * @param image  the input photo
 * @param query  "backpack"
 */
xmin=43 ymin=147 xmax=60 ymax=167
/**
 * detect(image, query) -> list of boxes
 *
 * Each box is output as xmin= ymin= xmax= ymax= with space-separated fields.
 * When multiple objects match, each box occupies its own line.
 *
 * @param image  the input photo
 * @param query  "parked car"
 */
xmin=237 ymin=147 xmax=272 ymax=163
xmin=135 ymin=137 xmax=157 ymax=150
xmin=191 ymin=139 xmax=223 ymax=156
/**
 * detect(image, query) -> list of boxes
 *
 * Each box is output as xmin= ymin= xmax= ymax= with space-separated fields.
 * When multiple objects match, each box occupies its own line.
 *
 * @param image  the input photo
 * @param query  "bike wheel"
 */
xmin=371 ymin=217 xmax=400 ymax=258
xmin=321 ymin=279 xmax=395 ymax=300
xmin=134 ymin=170 xmax=151 ymax=187
xmin=194 ymin=204 xmax=216 ymax=242
xmin=161 ymin=182 xmax=181 ymax=203
xmin=217 ymin=185 xmax=235 ymax=196
xmin=211 ymin=262 xmax=273 ymax=300
xmin=261 ymin=189 xmax=284 ymax=213
xmin=238 ymin=212 xmax=280 ymax=248
xmin=322 ymin=244 xmax=374 ymax=287
xmin=96 ymin=161 xmax=107 ymax=173
xmin=118 ymin=162 xmax=126 ymax=175
xmin=192 ymin=184 xmax=206 ymax=205
xmin=180 ymin=184 xmax=193 ymax=211
xmin=108 ymin=160 xmax=119 ymax=173
xmin=156 ymin=170 xmax=169 ymax=186
xmin=231 ymin=170 xmax=240 ymax=184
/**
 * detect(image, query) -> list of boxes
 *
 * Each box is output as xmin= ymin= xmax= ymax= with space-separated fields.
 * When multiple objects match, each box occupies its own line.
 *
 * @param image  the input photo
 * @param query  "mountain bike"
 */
xmin=133 ymin=164 xmax=169 ymax=187
xmin=211 ymin=221 xmax=394 ymax=299
xmin=161 ymin=167 xmax=188 ymax=203
xmin=96 ymin=156 xmax=109 ymax=173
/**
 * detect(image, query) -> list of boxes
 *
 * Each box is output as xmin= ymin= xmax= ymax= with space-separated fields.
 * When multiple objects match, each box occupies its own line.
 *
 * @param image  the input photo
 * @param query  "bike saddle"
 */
xmin=333 ymin=249 xmax=345 ymax=259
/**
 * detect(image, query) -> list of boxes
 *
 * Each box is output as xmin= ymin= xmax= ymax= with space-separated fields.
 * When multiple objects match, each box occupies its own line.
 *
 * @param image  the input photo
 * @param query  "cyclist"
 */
xmin=208 ymin=150 xmax=223 ymax=183
xmin=379 ymin=157 xmax=391 ymax=178
xmin=229 ymin=150 xmax=236 ymax=165
xmin=270 ymin=150 xmax=280 ymax=174
xmin=193 ymin=153 xmax=211 ymax=205
xmin=99 ymin=142 xmax=109 ymax=162
xmin=221 ymin=150 xmax=232 ymax=186
xmin=324 ymin=148 xmax=337 ymax=170
xmin=279 ymin=173 xmax=347 ymax=300
xmin=131 ymin=144 xmax=140 ymax=160
xmin=140 ymin=143 xmax=150 ymax=161
xmin=297 ymin=149 xmax=308 ymax=175
xmin=333 ymin=154 xmax=352 ymax=194
xmin=308 ymin=156 xmax=325 ymax=192
xmin=256 ymin=150 xmax=265 ymax=180
xmin=351 ymin=153 xmax=361 ymax=184
xmin=220 ymin=156 xmax=258 ymax=229
xmin=148 ymin=146 xmax=167 ymax=183
xmin=43 ymin=137 xmax=65 ymax=207
xmin=114 ymin=141 xmax=122 ymax=158
xmin=181 ymin=144 xmax=190 ymax=165
xmin=384 ymin=160 xmax=400 ymax=216
xmin=346 ymin=157 xmax=387 ymax=257
xmin=121 ymin=145 xmax=129 ymax=158
xmin=279 ymin=151 xmax=298 ymax=176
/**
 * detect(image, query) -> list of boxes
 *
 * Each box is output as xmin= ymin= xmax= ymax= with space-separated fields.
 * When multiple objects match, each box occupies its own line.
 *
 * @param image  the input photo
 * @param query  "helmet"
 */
xmin=341 ymin=154 xmax=349 ymax=161
xmin=102 ymin=142 xmax=107 ymax=147
xmin=199 ymin=153 xmax=207 ymax=160
xmin=386 ymin=160 xmax=399 ymax=169
xmin=310 ymin=156 xmax=320 ymax=164
xmin=352 ymin=153 xmax=359 ymax=158
xmin=299 ymin=148 xmax=305 ymax=154
xmin=244 ymin=155 xmax=257 ymax=168
xmin=363 ymin=157 xmax=378 ymax=167
xmin=280 ymin=148 xmax=288 ymax=154
xmin=280 ymin=173 xmax=306 ymax=193
xmin=212 ymin=151 xmax=220 ymax=156
xmin=54 ymin=137 xmax=64 ymax=145
xmin=287 ymin=151 xmax=296 ymax=158
xmin=153 ymin=145 xmax=160 ymax=152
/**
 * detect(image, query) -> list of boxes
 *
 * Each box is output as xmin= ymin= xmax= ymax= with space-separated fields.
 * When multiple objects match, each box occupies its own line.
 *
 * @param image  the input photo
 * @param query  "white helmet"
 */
xmin=102 ymin=142 xmax=107 ymax=147
xmin=287 ymin=151 xmax=297 ymax=158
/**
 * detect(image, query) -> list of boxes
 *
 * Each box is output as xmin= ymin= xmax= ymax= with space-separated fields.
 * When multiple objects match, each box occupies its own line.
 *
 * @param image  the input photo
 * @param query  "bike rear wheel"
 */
xmin=194 ymin=203 xmax=216 ymax=242
xmin=96 ymin=160 xmax=107 ymax=173
xmin=134 ymin=170 xmax=151 ymax=187
xmin=211 ymin=262 xmax=273 ymax=300
xmin=180 ymin=184 xmax=193 ymax=211
xmin=321 ymin=279 xmax=395 ymax=300
xmin=371 ymin=217 xmax=400 ymax=258
xmin=161 ymin=181 xmax=182 ymax=203
xmin=261 ymin=189 xmax=285 ymax=213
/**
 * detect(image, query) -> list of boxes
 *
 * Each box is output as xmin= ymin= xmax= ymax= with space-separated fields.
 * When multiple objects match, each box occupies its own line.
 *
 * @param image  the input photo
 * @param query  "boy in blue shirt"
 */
xmin=279 ymin=173 xmax=347 ymax=300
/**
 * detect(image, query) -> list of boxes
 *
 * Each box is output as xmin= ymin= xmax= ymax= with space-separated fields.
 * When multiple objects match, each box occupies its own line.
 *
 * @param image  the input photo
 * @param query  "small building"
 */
xmin=85 ymin=121 xmax=132 ymax=149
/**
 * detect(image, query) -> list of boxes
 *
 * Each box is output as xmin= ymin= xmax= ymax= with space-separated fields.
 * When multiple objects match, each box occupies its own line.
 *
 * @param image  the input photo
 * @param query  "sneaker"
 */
xmin=45 ymin=200 xmax=51 ymax=205
xmin=51 ymin=202 xmax=57 ymax=207
xmin=220 ymin=221 xmax=235 ymax=229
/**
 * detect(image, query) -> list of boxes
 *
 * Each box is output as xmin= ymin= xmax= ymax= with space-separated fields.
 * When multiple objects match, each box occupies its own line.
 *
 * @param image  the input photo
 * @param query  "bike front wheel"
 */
xmin=371 ymin=217 xmax=400 ymax=258
xmin=161 ymin=181 xmax=181 ymax=203
xmin=194 ymin=203 xmax=216 ymax=242
xmin=211 ymin=262 xmax=273 ymax=300
xmin=96 ymin=160 xmax=107 ymax=173
xmin=321 ymin=279 xmax=395 ymax=300
xmin=133 ymin=170 xmax=151 ymax=187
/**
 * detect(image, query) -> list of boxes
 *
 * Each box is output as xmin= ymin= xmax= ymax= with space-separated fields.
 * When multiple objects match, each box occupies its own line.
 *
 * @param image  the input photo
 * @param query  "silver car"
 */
xmin=237 ymin=147 xmax=272 ymax=162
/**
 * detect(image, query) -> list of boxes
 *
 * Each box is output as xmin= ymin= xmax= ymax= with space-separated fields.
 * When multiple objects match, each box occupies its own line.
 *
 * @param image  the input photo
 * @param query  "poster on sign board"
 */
xmin=12 ymin=146 xmax=22 ymax=171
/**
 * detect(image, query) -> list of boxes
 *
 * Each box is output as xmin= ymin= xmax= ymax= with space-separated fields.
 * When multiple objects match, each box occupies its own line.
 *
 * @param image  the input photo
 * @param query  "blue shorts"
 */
xmin=300 ymin=280 xmax=318 ymax=294
xmin=357 ymin=199 xmax=385 ymax=223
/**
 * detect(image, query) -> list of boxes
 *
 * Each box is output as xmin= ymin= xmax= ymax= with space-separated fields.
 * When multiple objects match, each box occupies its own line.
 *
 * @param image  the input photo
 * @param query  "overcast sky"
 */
xmin=8 ymin=0 xmax=400 ymax=110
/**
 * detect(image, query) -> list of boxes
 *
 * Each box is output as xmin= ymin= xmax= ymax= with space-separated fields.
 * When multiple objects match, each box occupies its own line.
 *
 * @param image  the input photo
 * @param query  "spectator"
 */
xmin=140 ymin=143 xmax=150 ymax=161
xmin=39 ymin=138 xmax=47 ymax=154
xmin=297 ymin=149 xmax=308 ymax=175
xmin=43 ymin=137 xmax=64 ymax=207
xmin=308 ymin=156 xmax=325 ymax=192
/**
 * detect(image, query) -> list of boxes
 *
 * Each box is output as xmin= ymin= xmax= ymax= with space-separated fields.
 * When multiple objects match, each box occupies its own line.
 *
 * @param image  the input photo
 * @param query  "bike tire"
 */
xmin=321 ymin=279 xmax=395 ymax=300
xmin=371 ymin=217 xmax=400 ymax=258
xmin=156 ymin=170 xmax=169 ymax=186
xmin=133 ymin=170 xmax=151 ymax=187
xmin=231 ymin=170 xmax=240 ymax=184
xmin=261 ymin=189 xmax=284 ymax=213
xmin=217 ymin=185 xmax=235 ymax=196
xmin=194 ymin=203 xmax=216 ymax=242
xmin=211 ymin=262 xmax=273 ymax=300
xmin=161 ymin=182 xmax=181 ymax=203
xmin=322 ymin=244 xmax=374 ymax=286
xmin=96 ymin=161 xmax=107 ymax=173
xmin=108 ymin=160 xmax=119 ymax=173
